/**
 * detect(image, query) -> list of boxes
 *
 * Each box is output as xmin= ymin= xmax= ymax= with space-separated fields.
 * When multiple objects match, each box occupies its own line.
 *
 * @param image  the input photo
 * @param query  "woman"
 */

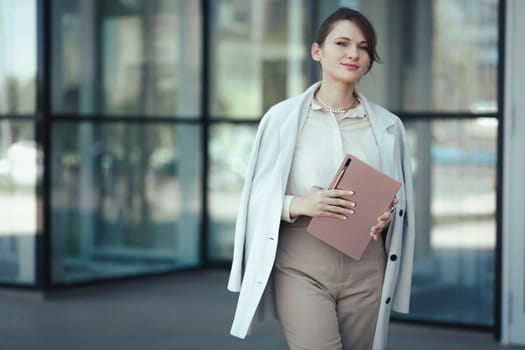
xmin=227 ymin=7 xmax=414 ymax=350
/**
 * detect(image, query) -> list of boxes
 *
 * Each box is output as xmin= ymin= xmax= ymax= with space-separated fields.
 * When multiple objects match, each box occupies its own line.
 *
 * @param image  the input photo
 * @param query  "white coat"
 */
xmin=227 ymin=82 xmax=415 ymax=350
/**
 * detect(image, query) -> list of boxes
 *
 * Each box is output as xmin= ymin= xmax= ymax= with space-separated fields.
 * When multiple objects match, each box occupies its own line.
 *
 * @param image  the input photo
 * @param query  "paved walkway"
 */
xmin=0 ymin=270 xmax=517 ymax=350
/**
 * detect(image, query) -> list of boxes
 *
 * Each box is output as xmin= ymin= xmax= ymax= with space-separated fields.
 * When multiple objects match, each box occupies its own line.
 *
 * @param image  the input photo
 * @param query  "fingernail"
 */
xmin=348 ymin=210 xmax=354 ymax=214
xmin=348 ymin=191 xmax=354 ymax=195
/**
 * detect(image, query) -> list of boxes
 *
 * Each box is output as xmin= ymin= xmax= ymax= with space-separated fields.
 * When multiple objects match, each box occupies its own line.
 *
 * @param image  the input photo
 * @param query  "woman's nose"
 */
xmin=347 ymin=45 xmax=358 ymax=59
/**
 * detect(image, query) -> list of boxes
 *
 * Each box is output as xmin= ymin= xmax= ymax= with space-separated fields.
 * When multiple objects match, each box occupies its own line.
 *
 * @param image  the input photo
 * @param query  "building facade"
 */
xmin=0 ymin=0 xmax=523 ymax=346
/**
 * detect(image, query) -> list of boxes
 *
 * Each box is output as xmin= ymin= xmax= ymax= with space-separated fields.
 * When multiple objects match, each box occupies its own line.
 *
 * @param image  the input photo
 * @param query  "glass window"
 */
xmin=0 ymin=0 xmax=37 ymax=115
xmin=349 ymin=0 xmax=499 ymax=112
xmin=318 ymin=0 xmax=500 ymax=328
xmin=400 ymin=118 xmax=497 ymax=326
xmin=210 ymin=0 xmax=310 ymax=119
xmin=0 ymin=120 xmax=38 ymax=284
xmin=51 ymin=122 xmax=201 ymax=283
xmin=208 ymin=124 xmax=257 ymax=261
xmin=52 ymin=0 xmax=201 ymax=117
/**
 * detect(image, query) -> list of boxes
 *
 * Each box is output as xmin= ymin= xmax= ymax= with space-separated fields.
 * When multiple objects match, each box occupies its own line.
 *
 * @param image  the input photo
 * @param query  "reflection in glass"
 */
xmin=355 ymin=0 xmax=498 ymax=112
xmin=402 ymin=118 xmax=497 ymax=326
xmin=52 ymin=0 xmax=201 ymax=116
xmin=51 ymin=122 xmax=201 ymax=283
xmin=210 ymin=0 xmax=309 ymax=119
xmin=0 ymin=0 xmax=37 ymax=114
xmin=208 ymin=124 xmax=257 ymax=261
xmin=0 ymin=120 xmax=37 ymax=284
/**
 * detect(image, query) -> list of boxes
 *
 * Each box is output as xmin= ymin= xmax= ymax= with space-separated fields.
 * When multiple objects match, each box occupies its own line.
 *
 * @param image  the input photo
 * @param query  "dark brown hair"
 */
xmin=315 ymin=7 xmax=381 ymax=72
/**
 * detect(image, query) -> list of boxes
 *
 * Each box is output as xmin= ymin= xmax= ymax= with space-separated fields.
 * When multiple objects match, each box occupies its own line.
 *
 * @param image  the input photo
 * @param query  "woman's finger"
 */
xmin=333 ymin=189 xmax=354 ymax=196
xmin=320 ymin=203 xmax=354 ymax=216
xmin=324 ymin=197 xmax=355 ymax=209
xmin=324 ymin=189 xmax=354 ymax=198
xmin=378 ymin=211 xmax=390 ymax=221
xmin=319 ymin=210 xmax=349 ymax=220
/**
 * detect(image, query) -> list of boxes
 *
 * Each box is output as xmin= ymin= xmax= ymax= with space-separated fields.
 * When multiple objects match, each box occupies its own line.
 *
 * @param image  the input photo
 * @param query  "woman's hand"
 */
xmin=289 ymin=188 xmax=355 ymax=220
xmin=369 ymin=198 xmax=399 ymax=241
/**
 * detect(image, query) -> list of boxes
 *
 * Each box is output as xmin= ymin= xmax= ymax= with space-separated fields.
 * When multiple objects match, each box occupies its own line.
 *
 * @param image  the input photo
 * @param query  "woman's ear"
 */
xmin=311 ymin=42 xmax=322 ymax=62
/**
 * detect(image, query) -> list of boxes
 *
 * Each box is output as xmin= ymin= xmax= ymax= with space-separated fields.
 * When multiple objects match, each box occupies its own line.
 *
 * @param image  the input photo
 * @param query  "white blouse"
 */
xmin=281 ymin=97 xmax=381 ymax=222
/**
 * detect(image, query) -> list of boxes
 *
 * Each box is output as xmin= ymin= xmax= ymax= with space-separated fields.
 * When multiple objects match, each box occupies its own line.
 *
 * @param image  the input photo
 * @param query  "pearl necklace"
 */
xmin=316 ymin=95 xmax=358 ymax=113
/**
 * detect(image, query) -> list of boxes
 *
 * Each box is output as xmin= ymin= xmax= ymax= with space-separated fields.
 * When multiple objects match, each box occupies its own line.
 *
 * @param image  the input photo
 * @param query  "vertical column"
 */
xmin=199 ymin=0 xmax=209 ymax=266
xmin=36 ymin=0 xmax=52 ymax=290
xmin=501 ymin=0 xmax=525 ymax=346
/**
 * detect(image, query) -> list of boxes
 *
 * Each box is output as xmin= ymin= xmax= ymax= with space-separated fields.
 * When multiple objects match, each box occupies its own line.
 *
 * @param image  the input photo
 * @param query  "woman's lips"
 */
xmin=342 ymin=63 xmax=359 ymax=70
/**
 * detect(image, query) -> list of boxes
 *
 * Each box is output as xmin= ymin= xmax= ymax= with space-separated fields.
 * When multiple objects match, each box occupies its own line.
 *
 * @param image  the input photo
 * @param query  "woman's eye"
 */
xmin=359 ymin=46 xmax=368 ymax=50
xmin=336 ymin=41 xmax=347 ymax=47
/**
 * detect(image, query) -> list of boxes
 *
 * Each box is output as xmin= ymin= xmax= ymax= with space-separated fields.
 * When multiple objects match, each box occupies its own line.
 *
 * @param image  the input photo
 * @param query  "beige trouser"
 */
xmin=273 ymin=217 xmax=386 ymax=350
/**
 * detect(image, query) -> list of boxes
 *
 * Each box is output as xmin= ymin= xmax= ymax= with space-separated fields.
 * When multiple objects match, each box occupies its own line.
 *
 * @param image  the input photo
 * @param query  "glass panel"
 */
xmin=330 ymin=0 xmax=499 ymax=113
xmin=208 ymin=124 xmax=257 ymax=261
xmin=400 ymin=118 xmax=497 ymax=326
xmin=429 ymin=0 xmax=498 ymax=112
xmin=210 ymin=0 xmax=309 ymax=119
xmin=0 ymin=120 xmax=38 ymax=284
xmin=52 ymin=0 xmax=201 ymax=117
xmin=51 ymin=122 xmax=201 ymax=283
xmin=0 ymin=0 xmax=37 ymax=114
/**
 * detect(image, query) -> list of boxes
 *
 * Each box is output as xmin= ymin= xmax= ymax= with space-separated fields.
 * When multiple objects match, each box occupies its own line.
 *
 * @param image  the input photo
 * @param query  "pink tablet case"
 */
xmin=306 ymin=154 xmax=401 ymax=260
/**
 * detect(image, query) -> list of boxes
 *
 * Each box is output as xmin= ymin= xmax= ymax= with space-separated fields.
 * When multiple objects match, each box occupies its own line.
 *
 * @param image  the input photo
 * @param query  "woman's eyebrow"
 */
xmin=333 ymin=36 xmax=368 ymax=44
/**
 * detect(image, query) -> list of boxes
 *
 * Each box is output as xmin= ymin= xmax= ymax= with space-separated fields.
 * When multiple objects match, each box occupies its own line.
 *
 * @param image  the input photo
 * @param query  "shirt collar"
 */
xmin=310 ymin=96 xmax=367 ymax=119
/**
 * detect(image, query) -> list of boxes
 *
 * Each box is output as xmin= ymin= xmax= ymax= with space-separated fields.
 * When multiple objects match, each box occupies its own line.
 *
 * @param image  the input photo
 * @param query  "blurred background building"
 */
xmin=0 ymin=0 xmax=523 ymax=347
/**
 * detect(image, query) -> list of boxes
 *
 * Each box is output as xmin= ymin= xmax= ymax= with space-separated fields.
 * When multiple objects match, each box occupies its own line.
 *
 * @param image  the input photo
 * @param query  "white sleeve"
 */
xmin=281 ymin=195 xmax=298 ymax=223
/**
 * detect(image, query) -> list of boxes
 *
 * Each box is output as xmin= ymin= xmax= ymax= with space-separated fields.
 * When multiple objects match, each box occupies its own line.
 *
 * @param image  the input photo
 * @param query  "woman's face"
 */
xmin=311 ymin=20 xmax=371 ymax=84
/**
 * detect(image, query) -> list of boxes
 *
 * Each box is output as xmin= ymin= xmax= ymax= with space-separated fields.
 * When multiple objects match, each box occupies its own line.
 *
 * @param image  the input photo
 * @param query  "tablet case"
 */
xmin=306 ymin=154 xmax=401 ymax=260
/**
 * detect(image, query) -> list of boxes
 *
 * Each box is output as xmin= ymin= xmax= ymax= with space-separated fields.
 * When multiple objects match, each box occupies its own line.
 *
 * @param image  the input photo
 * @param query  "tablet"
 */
xmin=306 ymin=154 xmax=401 ymax=260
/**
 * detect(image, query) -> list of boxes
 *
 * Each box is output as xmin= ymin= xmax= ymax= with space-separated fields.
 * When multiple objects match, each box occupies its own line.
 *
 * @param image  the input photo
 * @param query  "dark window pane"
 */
xmin=0 ymin=120 xmax=38 ymax=285
xmin=52 ymin=0 xmax=201 ymax=117
xmin=51 ymin=122 xmax=201 ymax=283
xmin=210 ymin=0 xmax=310 ymax=119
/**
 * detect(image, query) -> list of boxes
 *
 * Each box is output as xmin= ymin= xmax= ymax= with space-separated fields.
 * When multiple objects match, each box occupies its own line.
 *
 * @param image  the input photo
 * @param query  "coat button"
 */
xmin=390 ymin=254 xmax=397 ymax=261
xmin=399 ymin=209 xmax=404 ymax=217
xmin=386 ymin=297 xmax=391 ymax=304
